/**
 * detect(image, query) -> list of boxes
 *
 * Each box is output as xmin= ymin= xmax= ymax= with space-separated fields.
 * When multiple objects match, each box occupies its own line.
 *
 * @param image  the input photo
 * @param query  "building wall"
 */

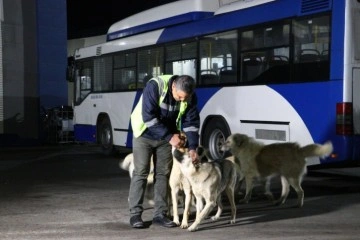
xmin=0 ymin=1 xmax=3 ymax=135
xmin=37 ymin=0 xmax=67 ymax=109
xmin=0 ymin=0 xmax=67 ymax=146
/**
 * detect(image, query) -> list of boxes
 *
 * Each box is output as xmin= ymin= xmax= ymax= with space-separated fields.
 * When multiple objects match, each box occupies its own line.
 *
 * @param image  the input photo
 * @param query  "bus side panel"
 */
xmin=73 ymin=92 xmax=138 ymax=148
xmin=270 ymin=82 xmax=341 ymax=141
xmin=97 ymin=92 xmax=138 ymax=148
xmin=198 ymin=85 xmax=320 ymax=166
xmin=271 ymin=81 xmax=359 ymax=164
xmin=197 ymin=81 xmax=357 ymax=166
xmin=74 ymin=124 xmax=96 ymax=143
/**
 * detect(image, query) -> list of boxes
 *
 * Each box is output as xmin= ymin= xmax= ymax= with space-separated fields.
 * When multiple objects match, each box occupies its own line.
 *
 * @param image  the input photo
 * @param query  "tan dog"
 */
xmin=221 ymin=133 xmax=333 ymax=207
xmin=169 ymin=147 xmax=193 ymax=228
xmin=227 ymin=155 xmax=275 ymax=203
xmin=173 ymin=146 xmax=237 ymax=232
xmin=169 ymin=132 xmax=195 ymax=228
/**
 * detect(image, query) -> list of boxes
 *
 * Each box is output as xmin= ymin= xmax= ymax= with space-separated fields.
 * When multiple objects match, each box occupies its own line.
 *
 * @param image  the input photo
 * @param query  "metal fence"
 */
xmin=43 ymin=106 xmax=74 ymax=144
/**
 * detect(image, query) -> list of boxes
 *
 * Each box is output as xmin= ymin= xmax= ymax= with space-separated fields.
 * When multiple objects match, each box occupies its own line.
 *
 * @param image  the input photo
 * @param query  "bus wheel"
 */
xmin=98 ymin=117 xmax=114 ymax=156
xmin=202 ymin=118 xmax=230 ymax=160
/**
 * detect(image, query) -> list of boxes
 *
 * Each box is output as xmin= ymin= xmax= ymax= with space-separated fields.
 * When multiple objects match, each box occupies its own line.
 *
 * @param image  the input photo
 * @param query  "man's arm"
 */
xmin=181 ymin=94 xmax=200 ymax=151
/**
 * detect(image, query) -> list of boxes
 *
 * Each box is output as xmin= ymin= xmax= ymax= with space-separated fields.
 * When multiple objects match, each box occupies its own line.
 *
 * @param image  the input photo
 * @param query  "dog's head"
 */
xmin=172 ymin=132 xmax=188 ymax=161
xmin=221 ymin=133 xmax=250 ymax=152
xmin=172 ymin=145 xmax=209 ymax=165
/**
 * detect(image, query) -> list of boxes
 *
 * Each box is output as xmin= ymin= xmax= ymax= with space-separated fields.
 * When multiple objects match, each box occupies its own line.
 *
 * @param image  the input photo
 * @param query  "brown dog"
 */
xmin=173 ymin=146 xmax=237 ymax=232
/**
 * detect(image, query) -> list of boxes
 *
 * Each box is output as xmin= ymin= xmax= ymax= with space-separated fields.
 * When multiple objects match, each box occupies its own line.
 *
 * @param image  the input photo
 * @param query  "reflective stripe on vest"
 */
xmin=131 ymin=75 xmax=187 ymax=138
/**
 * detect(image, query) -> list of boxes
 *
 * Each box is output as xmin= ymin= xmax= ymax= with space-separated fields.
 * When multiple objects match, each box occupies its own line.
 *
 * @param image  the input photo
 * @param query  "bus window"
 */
xmin=138 ymin=47 xmax=164 ymax=88
xmin=199 ymin=30 xmax=238 ymax=85
xmin=240 ymin=23 xmax=290 ymax=84
xmin=75 ymin=61 xmax=92 ymax=105
xmin=241 ymin=52 xmax=264 ymax=82
xmin=293 ymin=15 xmax=330 ymax=82
xmin=93 ymin=56 xmax=113 ymax=92
xmin=165 ymin=42 xmax=197 ymax=79
xmin=114 ymin=52 xmax=136 ymax=90
xmin=114 ymin=68 xmax=136 ymax=90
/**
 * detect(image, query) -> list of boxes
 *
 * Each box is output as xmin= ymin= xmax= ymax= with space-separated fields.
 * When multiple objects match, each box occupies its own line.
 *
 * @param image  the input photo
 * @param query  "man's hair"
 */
xmin=173 ymin=75 xmax=196 ymax=95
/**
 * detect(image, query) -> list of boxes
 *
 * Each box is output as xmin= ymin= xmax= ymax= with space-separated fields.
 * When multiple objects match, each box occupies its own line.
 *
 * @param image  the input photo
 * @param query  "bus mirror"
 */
xmin=66 ymin=56 xmax=75 ymax=82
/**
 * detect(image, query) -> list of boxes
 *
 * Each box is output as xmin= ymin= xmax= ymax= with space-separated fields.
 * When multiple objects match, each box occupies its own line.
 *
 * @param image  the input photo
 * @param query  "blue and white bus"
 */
xmin=68 ymin=0 xmax=360 ymax=167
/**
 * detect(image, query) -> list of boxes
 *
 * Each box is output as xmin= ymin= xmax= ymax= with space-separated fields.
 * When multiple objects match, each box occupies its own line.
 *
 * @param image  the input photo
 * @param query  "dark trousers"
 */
xmin=128 ymin=136 xmax=172 ymax=218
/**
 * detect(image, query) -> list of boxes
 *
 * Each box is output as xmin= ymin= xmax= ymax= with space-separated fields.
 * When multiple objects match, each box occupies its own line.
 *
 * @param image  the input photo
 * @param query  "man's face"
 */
xmin=172 ymin=83 xmax=190 ymax=102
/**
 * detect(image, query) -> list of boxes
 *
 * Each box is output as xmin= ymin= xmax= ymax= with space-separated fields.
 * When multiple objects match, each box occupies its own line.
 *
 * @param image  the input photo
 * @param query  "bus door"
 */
xmin=352 ymin=0 xmax=360 ymax=135
xmin=354 ymin=68 xmax=360 ymax=134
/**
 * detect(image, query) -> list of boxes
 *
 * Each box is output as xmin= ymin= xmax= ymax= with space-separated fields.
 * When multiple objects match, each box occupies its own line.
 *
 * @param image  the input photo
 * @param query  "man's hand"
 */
xmin=169 ymin=133 xmax=186 ymax=148
xmin=189 ymin=149 xmax=199 ymax=165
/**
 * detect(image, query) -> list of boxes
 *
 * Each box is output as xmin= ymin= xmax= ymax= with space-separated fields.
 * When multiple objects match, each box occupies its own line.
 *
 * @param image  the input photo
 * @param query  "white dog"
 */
xmin=222 ymin=133 xmax=333 ymax=207
xmin=169 ymin=148 xmax=193 ymax=228
xmin=119 ymin=151 xmax=193 ymax=228
xmin=119 ymin=153 xmax=155 ymax=205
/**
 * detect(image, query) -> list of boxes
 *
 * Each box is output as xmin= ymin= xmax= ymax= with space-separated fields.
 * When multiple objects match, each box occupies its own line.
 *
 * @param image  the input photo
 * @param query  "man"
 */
xmin=129 ymin=75 xmax=200 ymax=228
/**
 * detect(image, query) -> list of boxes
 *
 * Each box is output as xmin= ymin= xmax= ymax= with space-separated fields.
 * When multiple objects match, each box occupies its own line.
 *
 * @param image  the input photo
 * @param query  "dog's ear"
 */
xmin=172 ymin=148 xmax=183 ymax=162
xmin=196 ymin=146 xmax=205 ymax=156
xmin=196 ymin=146 xmax=211 ymax=163
xmin=201 ymin=148 xmax=211 ymax=163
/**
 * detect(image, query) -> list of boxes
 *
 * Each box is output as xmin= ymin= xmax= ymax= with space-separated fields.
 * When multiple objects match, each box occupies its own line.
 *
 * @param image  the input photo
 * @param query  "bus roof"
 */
xmin=106 ymin=0 xmax=220 ymax=41
xmin=75 ymin=29 xmax=164 ymax=60
xmin=75 ymin=0 xmax=331 ymax=60
xmin=215 ymin=0 xmax=276 ymax=15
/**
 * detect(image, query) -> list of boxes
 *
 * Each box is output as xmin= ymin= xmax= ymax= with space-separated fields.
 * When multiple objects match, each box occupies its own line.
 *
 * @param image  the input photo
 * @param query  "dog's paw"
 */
xmin=187 ymin=225 xmax=198 ymax=232
xmin=173 ymin=218 xmax=180 ymax=226
xmin=229 ymin=219 xmax=236 ymax=224
xmin=211 ymin=216 xmax=220 ymax=221
xmin=180 ymin=222 xmax=189 ymax=229
xmin=274 ymin=198 xmax=285 ymax=206
xmin=239 ymin=198 xmax=249 ymax=204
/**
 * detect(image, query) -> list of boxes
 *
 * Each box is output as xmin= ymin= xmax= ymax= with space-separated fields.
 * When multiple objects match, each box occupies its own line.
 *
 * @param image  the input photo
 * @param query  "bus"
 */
xmin=67 ymin=0 xmax=360 ymax=167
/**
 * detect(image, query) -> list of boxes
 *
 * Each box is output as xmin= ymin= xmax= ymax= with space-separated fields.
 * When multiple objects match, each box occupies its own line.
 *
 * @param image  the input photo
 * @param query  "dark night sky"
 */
xmin=66 ymin=0 xmax=178 ymax=39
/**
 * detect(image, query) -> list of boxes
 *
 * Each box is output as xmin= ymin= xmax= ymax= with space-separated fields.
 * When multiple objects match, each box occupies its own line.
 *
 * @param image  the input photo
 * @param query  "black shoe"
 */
xmin=130 ymin=215 xmax=145 ymax=229
xmin=153 ymin=216 xmax=177 ymax=228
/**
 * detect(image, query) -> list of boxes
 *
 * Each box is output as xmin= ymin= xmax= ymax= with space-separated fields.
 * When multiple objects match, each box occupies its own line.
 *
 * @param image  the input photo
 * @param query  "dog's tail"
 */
xmin=119 ymin=153 xmax=133 ymax=171
xmin=300 ymin=141 xmax=333 ymax=159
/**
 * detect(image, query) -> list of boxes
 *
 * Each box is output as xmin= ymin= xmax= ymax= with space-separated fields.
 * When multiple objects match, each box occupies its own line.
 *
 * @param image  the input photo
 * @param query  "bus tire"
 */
xmin=202 ymin=118 xmax=231 ymax=160
xmin=98 ymin=117 xmax=115 ymax=156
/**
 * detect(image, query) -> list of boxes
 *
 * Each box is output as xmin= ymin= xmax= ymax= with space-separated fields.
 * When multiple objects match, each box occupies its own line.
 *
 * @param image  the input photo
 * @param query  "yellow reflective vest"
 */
xmin=131 ymin=75 xmax=188 ymax=138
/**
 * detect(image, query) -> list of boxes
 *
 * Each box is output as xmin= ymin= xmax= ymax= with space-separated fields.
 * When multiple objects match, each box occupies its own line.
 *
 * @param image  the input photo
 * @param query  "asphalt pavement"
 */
xmin=0 ymin=144 xmax=360 ymax=240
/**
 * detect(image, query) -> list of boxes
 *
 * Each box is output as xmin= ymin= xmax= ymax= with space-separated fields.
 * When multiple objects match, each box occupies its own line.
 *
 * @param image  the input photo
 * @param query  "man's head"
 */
xmin=171 ymin=75 xmax=196 ymax=102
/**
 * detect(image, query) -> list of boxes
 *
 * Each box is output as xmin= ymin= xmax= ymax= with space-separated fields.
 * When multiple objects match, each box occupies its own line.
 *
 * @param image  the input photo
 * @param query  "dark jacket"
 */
xmin=141 ymin=77 xmax=200 ymax=150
